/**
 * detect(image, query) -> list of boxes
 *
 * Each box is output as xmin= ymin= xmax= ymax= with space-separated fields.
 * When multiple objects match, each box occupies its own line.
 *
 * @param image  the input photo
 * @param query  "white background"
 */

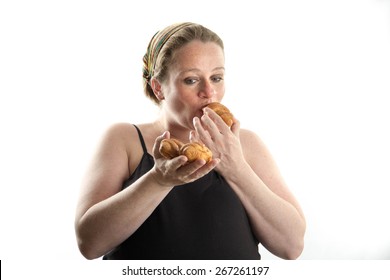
xmin=1 ymin=0 xmax=390 ymax=263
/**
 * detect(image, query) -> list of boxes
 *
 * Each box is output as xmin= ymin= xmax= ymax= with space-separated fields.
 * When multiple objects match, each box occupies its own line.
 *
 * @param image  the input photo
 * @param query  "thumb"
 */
xmin=230 ymin=117 xmax=241 ymax=136
xmin=152 ymin=131 xmax=170 ymax=159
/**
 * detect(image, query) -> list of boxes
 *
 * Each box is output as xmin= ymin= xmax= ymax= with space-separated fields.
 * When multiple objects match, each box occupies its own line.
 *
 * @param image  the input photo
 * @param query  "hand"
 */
xmin=191 ymin=107 xmax=245 ymax=177
xmin=151 ymin=131 xmax=220 ymax=187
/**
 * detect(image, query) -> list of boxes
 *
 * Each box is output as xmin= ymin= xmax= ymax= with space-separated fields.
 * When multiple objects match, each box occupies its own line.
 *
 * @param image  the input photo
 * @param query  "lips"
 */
xmin=193 ymin=102 xmax=215 ymax=119
xmin=195 ymin=109 xmax=204 ymax=119
xmin=195 ymin=103 xmax=209 ymax=116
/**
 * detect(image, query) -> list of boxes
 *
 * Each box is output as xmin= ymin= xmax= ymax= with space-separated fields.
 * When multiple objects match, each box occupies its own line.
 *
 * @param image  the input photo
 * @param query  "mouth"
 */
xmin=200 ymin=102 xmax=214 ymax=110
xmin=198 ymin=103 xmax=210 ymax=114
xmin=194 ymin=102 xmax=217 ymax=119
xmin=195 ymin=109 xmax=204 ymax=119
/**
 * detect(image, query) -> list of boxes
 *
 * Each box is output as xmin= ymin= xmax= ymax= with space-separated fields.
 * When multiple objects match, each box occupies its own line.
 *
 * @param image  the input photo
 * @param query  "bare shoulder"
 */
xmin=99 ymin=122 xmax=151 ymax=174
xmin=239 ymin=128 xmax=273 ymax=166
xmin=101 ymin=122 xmax=137 ymax=145
xmin=100 ymin=122 xmax=146 ymax=153
xmin=239 ymin=128 xmax=282 ymax=180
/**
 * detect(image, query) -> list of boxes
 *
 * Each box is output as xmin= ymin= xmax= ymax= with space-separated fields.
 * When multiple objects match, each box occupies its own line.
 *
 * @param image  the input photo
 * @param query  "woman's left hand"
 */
xmin=191 ymin=107 xmax=245 ymax=177
xmin=193 ymin=107 xmax=306 ymax=260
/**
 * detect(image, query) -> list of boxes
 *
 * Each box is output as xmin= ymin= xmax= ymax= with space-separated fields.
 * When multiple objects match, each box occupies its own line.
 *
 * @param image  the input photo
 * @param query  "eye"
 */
xmin=184 ymin=77 xmax=198 ymax=85
xmin=211 ymin=75 xmax=223 ymax=83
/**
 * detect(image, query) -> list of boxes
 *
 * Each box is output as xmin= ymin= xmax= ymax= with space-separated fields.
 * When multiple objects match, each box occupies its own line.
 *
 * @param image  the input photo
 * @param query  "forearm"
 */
xmin=75 ymin=170 xmax=173 ymax=259
xmin=225 ymin=163 xmax=306 ymax=259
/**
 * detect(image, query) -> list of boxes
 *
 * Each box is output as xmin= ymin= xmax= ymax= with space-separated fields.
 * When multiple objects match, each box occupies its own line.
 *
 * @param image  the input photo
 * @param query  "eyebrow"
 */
xmin=180 ymin=67 xmax=225 ymax=74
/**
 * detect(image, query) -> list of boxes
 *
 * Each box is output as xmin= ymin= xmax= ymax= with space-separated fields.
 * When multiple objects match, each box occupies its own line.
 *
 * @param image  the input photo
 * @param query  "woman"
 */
xmin=75 ymin=22 xmax=306 ymax=260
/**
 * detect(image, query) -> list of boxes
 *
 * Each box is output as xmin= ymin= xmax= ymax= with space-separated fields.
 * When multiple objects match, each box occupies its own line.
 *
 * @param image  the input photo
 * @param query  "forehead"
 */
xmin=171 ymin=40 xmax=224 ymax=70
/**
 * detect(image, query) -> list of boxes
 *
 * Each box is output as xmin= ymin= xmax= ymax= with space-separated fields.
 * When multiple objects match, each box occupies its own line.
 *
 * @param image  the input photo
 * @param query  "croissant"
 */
xmin=205 ymin=102 xmax=234 ymax=127
xmin=159 ymin=139 xmax=212 ymax=163
xmin=159 ymin=138 xmax=184 ymax=159
xmin=180 ymin=142 xmax=212 ymax=163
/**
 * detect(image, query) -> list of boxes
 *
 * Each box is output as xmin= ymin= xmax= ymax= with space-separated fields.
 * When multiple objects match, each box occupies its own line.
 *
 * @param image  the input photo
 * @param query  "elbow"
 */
xmin=262 ymin=233 xmax=305 ymax=260
xmin=283 ymin=226 xmax=306 ymax=260
xmin=75 ymin=222 xmax=103 ymax=260
xmin=77 ymin=238 xmax=101 ymax=260
xmin=284 ymin=238 xmax=305 ymax=260
xmin=284 ymin=217 xmax=306 ymax=260
xmin=271 ymin=224 xmax=305 ymax=260
xmin=76 ymin=228 xmax=107 ymax=260
xmin=75 ymin=228 xmax=96 ymax=259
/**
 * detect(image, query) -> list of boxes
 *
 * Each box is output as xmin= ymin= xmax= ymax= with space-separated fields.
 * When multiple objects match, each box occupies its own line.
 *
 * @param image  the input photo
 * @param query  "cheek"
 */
xmin=167 ymin=93 xmax=191 ymax=113
xmin=216 ymin=84 xmax=225 ymax=100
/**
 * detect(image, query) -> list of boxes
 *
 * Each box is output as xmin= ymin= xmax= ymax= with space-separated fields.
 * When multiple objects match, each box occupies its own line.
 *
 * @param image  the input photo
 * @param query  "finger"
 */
xmin=168 ymin=155 xmax=188 ymax=170
xmin=193 ymin=116 xmax=212 ymax=144
xmin=178 ymin=158 xmax=207 ymax=174
xmin=230 ymin=116 xmax=241 ymax=136
xmin=199 ymin=111 xmax=226 ymax=144
xmin=189 ymin=130 xmax=201 ymax=143
xmin=152 ymin=131 xmax=170 ymax=159
xmin=201 ymin=110 xmax=219 ymax=131
xmin=185 ymin=158 xmax=220 ymax=181
xmin=202 ymin=107 xmax=230 ymax=135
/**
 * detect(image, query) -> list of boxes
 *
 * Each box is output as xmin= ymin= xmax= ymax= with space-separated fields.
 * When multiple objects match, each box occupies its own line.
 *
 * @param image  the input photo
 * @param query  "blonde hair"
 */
xmin=142 ymin=22 xmax=224 ymax=105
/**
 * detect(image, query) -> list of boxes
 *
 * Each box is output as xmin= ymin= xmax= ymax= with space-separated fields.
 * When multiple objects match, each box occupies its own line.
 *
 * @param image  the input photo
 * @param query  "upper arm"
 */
xmin=240 ymin=129 xmax=305 ymax=218
xmin=75 ymin=123 xmax=133 ymax=222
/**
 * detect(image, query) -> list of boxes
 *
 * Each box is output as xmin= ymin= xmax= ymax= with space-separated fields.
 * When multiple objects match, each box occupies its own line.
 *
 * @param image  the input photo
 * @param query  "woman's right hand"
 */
xmin=150 ymin=131 xmax=220 ymax=187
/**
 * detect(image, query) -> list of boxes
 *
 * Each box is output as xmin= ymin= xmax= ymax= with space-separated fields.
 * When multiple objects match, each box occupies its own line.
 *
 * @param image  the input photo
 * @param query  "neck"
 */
xmin=153 ymin=114 xmax=192 ymax=143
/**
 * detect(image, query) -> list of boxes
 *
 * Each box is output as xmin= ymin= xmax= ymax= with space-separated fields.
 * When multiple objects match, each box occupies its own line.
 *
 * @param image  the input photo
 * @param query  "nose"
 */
xmin=198 ymin=80 xmax=215 ymax=99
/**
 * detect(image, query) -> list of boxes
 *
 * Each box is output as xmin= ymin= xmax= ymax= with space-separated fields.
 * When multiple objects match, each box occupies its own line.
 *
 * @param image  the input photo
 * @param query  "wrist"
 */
xmin=147 ymin=168 xmax=175 ymax=189
xmin=224 ymin=160 xmax=252 ymax=184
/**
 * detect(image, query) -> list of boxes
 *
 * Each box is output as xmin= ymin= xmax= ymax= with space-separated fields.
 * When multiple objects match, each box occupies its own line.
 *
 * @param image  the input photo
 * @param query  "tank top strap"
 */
xmin=133 ymin=125 xmax=148 ymax=154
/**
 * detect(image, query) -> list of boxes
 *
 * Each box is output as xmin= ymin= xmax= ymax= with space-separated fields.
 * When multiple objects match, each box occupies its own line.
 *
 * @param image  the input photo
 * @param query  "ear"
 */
xmin=150 ymin=78 xmax=164 ymax=101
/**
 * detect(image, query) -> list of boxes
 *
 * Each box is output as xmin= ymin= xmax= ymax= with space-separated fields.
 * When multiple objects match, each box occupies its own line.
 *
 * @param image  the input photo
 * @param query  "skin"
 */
xmin=75 ymin=40 xmax=306 ymax=260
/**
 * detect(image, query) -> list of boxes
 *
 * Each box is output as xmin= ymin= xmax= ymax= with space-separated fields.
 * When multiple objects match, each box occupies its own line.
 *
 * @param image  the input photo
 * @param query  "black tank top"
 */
xmin=103 ymin=125 xmax=260 ymax=260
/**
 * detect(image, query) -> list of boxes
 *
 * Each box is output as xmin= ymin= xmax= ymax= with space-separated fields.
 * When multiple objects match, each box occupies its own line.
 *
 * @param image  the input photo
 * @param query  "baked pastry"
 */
xmin=159 ymin=138 xmax=184 ymax=159
xmin=159 ymin=139 xmax=212 ymax=163
xmin=179 ymin=142 xmax=212 ymax=163
xmin=205 ymin=102 xmax=234 ymax=127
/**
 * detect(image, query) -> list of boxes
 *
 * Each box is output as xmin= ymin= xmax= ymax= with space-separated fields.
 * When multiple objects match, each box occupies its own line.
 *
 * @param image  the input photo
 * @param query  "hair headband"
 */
xmin=143 ymin=22 xmax=193 ymax=84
